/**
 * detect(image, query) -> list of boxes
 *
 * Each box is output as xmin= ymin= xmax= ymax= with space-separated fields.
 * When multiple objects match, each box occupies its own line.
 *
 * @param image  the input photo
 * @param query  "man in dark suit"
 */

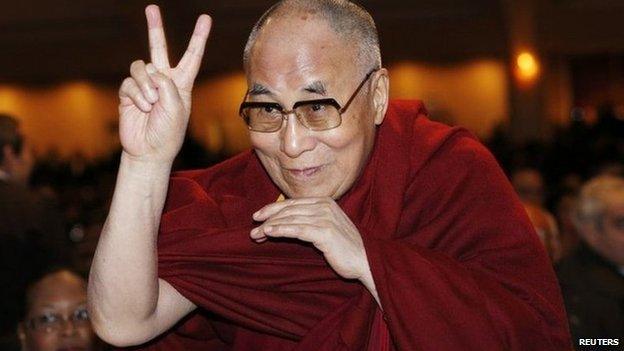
xmin=557 ymin=175 xmax=624 ymax=348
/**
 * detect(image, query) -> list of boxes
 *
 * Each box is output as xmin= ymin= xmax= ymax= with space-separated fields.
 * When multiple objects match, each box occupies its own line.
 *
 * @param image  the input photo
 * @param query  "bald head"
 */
xmin=243 ymin=0 xmax=381 ymax=76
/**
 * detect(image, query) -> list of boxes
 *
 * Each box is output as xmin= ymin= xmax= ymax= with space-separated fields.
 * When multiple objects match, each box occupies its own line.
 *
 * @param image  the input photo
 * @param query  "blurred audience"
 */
xmin=556 ymin=175 xmax=624 ymax=346
xmin=554 ymin=189 xmax=582 ymax=261
xmin=0 ymin=114 xmax=68 ymax=348
xmin=512 ymin=167 xmax=564 ymax=262
xmin=523 ymin=203 xmax=562 ymax=263
xmin=0 ymin=93 xmax=621 ymax=349
xmin=16 ymin=267 xmax=104 ymax=351
xmin=512 ymin=167 xmax=546 ymax=207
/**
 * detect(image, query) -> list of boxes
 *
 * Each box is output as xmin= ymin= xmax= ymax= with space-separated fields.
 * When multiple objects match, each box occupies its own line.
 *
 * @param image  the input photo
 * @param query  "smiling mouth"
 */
xmin=284 ymin=165 xmax=324 ymax=179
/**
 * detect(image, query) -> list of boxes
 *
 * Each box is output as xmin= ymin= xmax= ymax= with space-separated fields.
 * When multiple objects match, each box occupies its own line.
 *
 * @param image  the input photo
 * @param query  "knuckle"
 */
xmin=279 ymin=206 xmax=294 ymax=216
xmin=130 ymin=59 xmax=144 ymax=70
xmin=119 ymin=78 xmax=135 ymax=94
xmin=121 ymin=77 xmax=132 ymax=87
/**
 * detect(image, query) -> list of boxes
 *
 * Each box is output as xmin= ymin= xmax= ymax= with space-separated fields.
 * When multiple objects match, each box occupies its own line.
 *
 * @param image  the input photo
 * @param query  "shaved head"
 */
xmin=243 ymin=0 xmax=381 ymax=76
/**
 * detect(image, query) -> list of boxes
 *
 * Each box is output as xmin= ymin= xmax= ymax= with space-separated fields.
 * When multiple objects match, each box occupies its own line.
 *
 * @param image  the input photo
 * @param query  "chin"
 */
xmin=279 ymin=182 xmax=337 ymax=199
xmin=284 ymin=188 xmax=332 ymax=199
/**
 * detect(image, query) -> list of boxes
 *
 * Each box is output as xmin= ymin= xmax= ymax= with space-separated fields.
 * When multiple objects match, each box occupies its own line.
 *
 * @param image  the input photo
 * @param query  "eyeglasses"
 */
xmin=239 ymin=68 xmax=378 ymax=132
xmin=24 ymin=307 xmax=90 ymax=333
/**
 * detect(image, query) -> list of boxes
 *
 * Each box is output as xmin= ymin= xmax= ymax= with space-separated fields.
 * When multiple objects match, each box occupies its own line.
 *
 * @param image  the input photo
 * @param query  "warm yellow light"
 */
xmin=516 ymin=52 xmax=539 ymax=81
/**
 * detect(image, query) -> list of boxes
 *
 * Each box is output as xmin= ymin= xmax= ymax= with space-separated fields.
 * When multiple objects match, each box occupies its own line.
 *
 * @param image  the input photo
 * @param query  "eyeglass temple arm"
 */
xmin=339 ymin=68 xmax=378 ymax=114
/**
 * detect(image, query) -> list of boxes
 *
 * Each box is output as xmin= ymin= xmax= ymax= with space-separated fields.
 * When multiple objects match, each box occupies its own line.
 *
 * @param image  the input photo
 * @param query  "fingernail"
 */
xmin=145 ymin=6 xmax=162 ymax=26
xmin=252 ymin=211 xmax=260 ymax=220
xmin=196 ymin=15 xmax=210 ymax=33
xmin=264 ymin=226 xmax=273 ymax=233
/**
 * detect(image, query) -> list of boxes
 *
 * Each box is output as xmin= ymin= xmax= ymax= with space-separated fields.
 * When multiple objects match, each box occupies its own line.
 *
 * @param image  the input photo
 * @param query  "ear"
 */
xmin=370 ymin=68 xmax=389 ymax=126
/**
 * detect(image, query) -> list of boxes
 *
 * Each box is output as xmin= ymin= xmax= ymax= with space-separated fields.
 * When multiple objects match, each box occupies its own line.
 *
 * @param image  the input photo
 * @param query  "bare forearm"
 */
xmin=88 ymin=152 xmax=172 ymax=330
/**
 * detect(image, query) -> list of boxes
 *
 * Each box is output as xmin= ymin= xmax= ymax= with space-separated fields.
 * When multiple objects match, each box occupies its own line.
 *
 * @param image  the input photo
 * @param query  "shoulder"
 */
xmin=384 ymin=99 xmax=498 ymax=179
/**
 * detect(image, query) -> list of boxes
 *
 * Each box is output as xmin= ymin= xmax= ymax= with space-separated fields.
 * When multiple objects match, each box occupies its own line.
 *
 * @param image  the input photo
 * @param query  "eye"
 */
xmin=36 ymin=313 xmax=59 ymax=325
xmin=263 ymin=106 xmax=276 ymax=113
xmin=74 ymin=308 xmax=89 ymax=322
xmin=311 ymin=103 xmax=324 ymax=112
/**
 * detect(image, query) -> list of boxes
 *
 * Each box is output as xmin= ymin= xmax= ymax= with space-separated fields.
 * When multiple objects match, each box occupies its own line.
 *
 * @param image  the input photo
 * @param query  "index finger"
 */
xmin=145 ymin=4 xmax=171 ymax=69
xmin=253 ymin=197 xmax=328 ymax=221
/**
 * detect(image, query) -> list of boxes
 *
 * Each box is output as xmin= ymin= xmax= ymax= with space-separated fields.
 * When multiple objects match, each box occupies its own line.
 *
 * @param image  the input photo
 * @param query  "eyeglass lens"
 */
xmin=242 ymin=101 xmax=341 ymax=132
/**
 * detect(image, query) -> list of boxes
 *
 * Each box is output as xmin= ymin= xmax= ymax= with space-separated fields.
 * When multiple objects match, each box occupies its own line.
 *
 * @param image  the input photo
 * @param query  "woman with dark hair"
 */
xmin=16 ymin=267 xmax=100 ymax=351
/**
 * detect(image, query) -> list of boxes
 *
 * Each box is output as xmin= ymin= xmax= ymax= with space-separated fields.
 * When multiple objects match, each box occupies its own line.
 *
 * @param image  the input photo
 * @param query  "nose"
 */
xmin=280 ymin=113 xmax=318 ymax=158
xmin=59 ymin=318 xmax=79 ymax=336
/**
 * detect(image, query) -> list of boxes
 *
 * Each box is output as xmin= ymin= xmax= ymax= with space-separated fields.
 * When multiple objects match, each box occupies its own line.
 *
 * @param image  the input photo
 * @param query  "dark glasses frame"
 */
xmin=239 ymin=68 xmax=378 ymax=132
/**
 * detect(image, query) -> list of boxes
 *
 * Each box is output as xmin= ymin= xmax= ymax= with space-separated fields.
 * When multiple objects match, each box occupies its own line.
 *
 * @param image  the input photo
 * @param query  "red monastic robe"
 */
xmin=131 ymin=100 xmax=572 ymax=350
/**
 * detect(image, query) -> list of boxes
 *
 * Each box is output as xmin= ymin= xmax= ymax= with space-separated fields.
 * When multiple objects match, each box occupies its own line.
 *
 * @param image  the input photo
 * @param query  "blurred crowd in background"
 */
xmin=1 ymin=103 xmax=622 ymax=350
xmin=1 ymin=0 xmax=624 ymax=349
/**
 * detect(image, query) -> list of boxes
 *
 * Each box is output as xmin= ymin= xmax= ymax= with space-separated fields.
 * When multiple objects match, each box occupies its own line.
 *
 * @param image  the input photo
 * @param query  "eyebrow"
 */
xmin=248 ymin=83 xmax=272 ymax=96
xmin=246 ymin=80 xmax=327 ymax=98
xmin=303 ymin=81 xmax=327 ymax=95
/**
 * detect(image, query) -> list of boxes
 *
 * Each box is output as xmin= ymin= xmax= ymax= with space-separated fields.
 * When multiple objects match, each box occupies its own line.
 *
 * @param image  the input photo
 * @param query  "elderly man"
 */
xmin=557 ymin=175 xmax=624 ymax=347
xmin=88 ymin=1 xmax=571 ymax=350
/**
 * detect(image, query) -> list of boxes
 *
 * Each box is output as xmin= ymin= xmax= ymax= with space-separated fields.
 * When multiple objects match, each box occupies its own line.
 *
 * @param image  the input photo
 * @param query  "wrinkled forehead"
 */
xmin=246 ymin=15 xmax=358 ymax=90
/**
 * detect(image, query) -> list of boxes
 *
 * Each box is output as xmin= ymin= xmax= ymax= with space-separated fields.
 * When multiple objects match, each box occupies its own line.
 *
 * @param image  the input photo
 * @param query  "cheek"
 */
xmin=323 ymin=121 xmax=374 ymax=164
xmin=606 ymin=228 xmax=624 ymax=247
xmin=25 ymin=332 xmax=57 ymax=351
xmin=250 ymin=133 xmax=277 ymax=151
xmin=76 ymin=326 xmax=96 ymax=346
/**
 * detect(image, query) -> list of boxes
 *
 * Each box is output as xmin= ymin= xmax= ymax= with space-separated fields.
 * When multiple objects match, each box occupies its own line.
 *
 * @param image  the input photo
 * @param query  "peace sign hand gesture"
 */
xmin=119 ymin=5 xmax=212 ymax=164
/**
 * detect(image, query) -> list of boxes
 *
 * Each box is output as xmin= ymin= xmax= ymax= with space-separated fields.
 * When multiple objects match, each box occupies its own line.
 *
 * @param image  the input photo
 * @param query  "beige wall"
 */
xmin=0 ymin=61 xmax=510 ymax=160
xmin=388 ymin=60 xmax=510 ymax=138
xmin=0 ymin=82 xmax=119 ymax=159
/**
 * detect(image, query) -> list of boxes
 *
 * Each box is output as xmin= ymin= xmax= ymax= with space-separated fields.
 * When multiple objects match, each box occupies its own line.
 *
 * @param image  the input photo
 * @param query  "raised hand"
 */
xmin=118 ymin=5 xmax=212 ymax=164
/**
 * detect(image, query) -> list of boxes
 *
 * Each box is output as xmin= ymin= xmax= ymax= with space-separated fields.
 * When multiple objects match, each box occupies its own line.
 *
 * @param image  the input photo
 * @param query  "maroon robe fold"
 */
xmin=130 ymin=100 xmax=572 ymax=350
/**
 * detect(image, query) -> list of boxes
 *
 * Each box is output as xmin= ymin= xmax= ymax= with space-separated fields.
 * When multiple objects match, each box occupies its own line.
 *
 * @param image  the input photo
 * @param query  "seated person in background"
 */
xmin=511 ymin=167 xmax=546 ymax=207
xmin=512 ymin=167 xmax=563 ymax=262
xmin=523 ymin=203 xmax=562 ymax=263
xmin=557 ymin=175 xmax=624 ymax=346
xmin=0 ymin=114 xmax=67 ymax=349
xmin=17 ymin=267 xmax=102 ymax=351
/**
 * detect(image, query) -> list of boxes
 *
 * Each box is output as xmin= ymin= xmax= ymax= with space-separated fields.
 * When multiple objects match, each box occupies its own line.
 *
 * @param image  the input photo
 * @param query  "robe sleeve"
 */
xmin=155 ymin=172 xmax=359 ymax=343
xmin=361 ymin=133 xmax=572 ymax=350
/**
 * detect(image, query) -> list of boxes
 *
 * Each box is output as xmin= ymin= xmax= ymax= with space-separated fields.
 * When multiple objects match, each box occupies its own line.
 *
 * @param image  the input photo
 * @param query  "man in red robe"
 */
xmin=88 ymin=1 xmax=572 ymax=350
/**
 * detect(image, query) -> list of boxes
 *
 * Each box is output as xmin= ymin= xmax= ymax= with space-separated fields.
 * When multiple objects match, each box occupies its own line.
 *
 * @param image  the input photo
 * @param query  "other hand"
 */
xmin=251 ymin=197 xmax=370 ymax=281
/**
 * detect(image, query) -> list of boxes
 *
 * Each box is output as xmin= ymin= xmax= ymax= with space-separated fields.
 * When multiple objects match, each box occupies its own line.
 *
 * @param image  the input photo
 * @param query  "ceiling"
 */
xmin=1 ymin=0 xmax=622 ymax=84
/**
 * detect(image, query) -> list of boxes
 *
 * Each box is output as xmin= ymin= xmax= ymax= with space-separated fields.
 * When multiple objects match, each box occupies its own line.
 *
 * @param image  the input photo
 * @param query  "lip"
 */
xmin=284 ymin=165 xmax=325 ymax=179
